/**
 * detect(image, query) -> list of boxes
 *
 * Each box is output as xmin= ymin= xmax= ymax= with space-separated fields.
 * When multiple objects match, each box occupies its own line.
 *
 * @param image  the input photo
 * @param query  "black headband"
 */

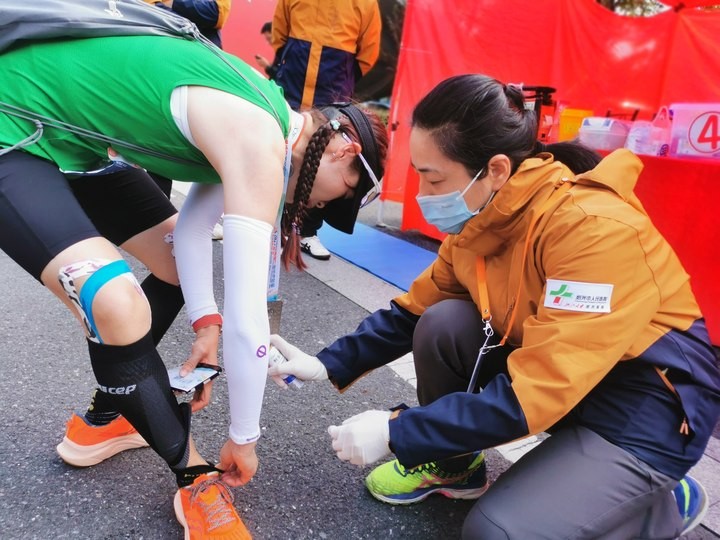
xmin=321 ymin=102 xmax=382 ymax=181
xmin=318 ymin=103 xmax=383 ymax=234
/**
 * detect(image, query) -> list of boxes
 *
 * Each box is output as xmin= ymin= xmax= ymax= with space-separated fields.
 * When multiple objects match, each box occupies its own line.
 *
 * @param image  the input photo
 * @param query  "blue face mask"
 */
xmin=416 ymin=168 xmax=494 ymax=234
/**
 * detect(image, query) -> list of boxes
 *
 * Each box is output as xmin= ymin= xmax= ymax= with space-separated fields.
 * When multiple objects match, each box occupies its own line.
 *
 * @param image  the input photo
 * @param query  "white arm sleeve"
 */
xmin=174 ymin=182 xmax=225 ymax=324
xmin=222 ymin=214 xmax=273 ymax=444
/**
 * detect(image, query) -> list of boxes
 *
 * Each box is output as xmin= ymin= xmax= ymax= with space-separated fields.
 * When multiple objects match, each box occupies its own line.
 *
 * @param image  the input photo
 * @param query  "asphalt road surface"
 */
xmin=1 ymin=198 xmax=716 ymax=539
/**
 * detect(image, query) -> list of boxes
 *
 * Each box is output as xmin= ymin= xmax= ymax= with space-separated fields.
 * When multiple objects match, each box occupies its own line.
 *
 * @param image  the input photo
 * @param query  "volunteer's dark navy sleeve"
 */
xmin=316 ymin=301 xmax=419 ymax=389
xmin=389 ymin=375 xmax=529 ymax=468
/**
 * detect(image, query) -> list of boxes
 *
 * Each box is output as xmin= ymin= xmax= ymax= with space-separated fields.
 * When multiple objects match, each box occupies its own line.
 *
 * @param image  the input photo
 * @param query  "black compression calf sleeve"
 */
xmin=141 ymin=274 xmax=185 ymax=345
xmin=83 ymin=275 xmax=183 ymax=424
xmin=88 ymin=331 xmax=190 ymax=469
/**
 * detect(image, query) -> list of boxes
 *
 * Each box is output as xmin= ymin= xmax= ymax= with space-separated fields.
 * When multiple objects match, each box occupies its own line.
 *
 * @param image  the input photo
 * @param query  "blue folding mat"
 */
xmin=318 ymin=223 xmax=437 ymax=292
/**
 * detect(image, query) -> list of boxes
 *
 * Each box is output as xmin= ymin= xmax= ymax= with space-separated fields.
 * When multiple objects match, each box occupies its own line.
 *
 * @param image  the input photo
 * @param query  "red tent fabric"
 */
xmin=384 ymin=0 xmax=720 ymax=203
xmin=384 ymin=0 xmax=720 ymax=343
xmin=222 ymin=0 xmax=276 ymax=66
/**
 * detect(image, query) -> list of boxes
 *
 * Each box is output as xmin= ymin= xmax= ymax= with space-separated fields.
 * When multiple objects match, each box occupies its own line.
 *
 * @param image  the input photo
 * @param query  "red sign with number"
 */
xmin=689 ymin=112 xmax=720 ymax=154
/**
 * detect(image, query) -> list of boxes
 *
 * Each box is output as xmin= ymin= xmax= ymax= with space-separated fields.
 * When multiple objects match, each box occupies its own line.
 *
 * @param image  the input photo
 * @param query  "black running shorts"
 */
xmin=0 ymin=151 xmax=177 ymax=281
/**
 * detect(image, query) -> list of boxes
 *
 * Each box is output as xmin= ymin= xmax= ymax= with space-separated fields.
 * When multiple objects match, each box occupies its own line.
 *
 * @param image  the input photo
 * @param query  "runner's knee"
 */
xmin=58 ymin=258 xmax=148 ymax=343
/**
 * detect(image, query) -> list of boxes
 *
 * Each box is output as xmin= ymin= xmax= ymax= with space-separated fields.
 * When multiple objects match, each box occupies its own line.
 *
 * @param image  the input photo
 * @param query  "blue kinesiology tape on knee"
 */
xmin=59 ymin=259 xmax=137 ymax=344
xmin=78 ymin=260 xmax=133 ymax=343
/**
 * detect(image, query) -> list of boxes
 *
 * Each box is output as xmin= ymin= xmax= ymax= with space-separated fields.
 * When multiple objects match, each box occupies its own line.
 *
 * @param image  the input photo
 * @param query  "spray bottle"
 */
xmin=268 ymin=346 xmax=304 ymax=389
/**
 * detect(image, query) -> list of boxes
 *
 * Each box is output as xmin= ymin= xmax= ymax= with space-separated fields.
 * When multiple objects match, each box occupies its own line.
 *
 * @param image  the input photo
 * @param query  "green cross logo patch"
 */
xmin=544 ymin=279 xmax=614 ymax=313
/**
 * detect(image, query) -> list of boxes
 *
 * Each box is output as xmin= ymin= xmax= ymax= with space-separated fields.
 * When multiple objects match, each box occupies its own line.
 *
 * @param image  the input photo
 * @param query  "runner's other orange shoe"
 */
xmin=56 ymin=413 xmax=149 ymax=467
xmin=174 ymin=472 xmax=252 ymax=539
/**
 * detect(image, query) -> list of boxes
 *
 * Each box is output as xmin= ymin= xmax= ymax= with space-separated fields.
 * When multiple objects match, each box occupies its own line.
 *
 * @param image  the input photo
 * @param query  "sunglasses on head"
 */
xmin=340 ymin=131 xmax=382 ymax=208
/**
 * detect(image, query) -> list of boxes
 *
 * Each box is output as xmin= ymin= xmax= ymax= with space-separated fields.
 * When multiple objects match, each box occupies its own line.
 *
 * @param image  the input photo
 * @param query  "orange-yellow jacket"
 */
xmin=271 ymin=0 xmax=381 ymax=109
xmin=317 ymin=150 xmax=720 ymax=478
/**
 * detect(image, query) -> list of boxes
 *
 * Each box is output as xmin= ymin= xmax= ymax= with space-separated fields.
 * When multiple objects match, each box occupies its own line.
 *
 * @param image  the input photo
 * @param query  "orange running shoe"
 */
xmin=174 ymin=472 xmax=251 ymax=539
xmin=56 ymin=413 xmax=149 ymax=467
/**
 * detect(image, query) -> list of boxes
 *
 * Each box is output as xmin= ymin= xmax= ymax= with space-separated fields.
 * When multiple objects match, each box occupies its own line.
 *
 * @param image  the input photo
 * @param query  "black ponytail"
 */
xmin=540 ymin=141 xmax=601 ymax=175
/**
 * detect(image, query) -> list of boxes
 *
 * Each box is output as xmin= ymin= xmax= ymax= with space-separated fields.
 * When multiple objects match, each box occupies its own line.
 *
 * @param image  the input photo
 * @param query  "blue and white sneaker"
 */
xmin=673 ymin=474 xmax=709 ymax=536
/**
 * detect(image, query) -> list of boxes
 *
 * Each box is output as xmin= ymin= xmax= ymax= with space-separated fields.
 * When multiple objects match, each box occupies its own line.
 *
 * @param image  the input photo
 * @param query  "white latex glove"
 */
xmin=268 ymin=334 xmax=328 ymax=389
xmin=327 ymin=410 xmax=392 ymax=466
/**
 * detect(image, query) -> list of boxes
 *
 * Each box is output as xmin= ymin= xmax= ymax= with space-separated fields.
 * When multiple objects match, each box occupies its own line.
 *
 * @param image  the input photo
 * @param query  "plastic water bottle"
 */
xmin=649 ymin=106 xmax=672 ymax=157
xmin=625 ymin=120 xmax=653 ymax=155
xmin=268 ymin=346 xmax=304 ymax=389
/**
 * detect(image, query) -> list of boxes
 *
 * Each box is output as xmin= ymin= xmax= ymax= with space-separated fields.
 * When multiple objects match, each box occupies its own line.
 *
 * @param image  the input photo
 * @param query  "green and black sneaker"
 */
xmin=365 ymin=452 xmax=488 ymax=505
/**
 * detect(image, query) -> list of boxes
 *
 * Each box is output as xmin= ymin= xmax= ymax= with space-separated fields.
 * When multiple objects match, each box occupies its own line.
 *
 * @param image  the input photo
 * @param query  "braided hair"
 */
xmin=281 ymin=106 xmax=387 ymax=269
xmin=280 ymin=112 xmax=342 ymax=270
xmin=281 ymin=119 xmax=333 ymax=270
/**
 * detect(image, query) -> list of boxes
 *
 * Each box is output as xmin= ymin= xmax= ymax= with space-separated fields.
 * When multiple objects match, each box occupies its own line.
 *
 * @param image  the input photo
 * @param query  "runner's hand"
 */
xmin=328 ymin=410 xmax=391 ymax=466
xmin=219 ymin=439 xmax=258 ymax=487
xmin=182 ymin=325 xmax=220 ymax=412
xmin=268 ymin=334 xmax=328 ymax=388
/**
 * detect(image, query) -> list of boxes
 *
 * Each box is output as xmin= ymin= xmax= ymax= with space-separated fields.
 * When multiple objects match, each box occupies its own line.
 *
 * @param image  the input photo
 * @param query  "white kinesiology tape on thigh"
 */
xmin=221 ymin=214 xmax=273 ymax=444
xmin=174 ymin=182 xmax=225 ymax=324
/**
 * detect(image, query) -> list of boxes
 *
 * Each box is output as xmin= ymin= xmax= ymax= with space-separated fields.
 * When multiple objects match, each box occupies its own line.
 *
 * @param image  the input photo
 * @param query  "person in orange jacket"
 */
xmin=271 ymin=0 xmax=381 ymax=111
xmin=269 ymin=74 xmax=720 ymax=538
